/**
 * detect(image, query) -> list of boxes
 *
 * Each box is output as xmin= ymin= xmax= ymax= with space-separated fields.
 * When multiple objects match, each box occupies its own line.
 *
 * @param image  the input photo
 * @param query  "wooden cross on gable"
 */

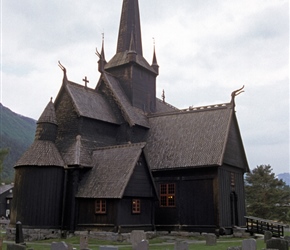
xmin=82 ymin=76 xmax=89 ymax=87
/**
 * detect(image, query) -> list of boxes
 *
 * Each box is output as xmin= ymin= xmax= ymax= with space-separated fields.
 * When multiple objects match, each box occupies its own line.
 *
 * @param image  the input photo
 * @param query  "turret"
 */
xmin=35 ymin=98 xmax=58 ymax=142
xmin=151 ymin=44 xmax=159 ymax=75
xmin=97 ymin=35 xmax=107 ymax=73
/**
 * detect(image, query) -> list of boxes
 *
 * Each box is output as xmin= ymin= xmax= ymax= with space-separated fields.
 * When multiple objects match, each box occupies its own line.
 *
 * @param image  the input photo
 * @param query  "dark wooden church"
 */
xmin=11 ymin=0 xmax=249 ymax=234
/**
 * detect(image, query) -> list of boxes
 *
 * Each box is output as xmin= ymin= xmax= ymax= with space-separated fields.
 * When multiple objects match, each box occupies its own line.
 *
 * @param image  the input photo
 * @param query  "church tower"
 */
xmin=105 ymin=0 xmax=158 ymax=113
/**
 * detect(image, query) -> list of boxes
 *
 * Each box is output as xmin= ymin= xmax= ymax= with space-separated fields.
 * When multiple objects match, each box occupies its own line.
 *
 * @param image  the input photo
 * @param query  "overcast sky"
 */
xmin=1 ymin=0 xmax=289 ymax=174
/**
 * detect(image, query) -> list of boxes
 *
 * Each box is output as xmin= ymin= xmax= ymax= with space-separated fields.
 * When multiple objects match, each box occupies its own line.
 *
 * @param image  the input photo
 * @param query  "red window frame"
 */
xmin=95 ymin=199 xmax=106 ymax=214
xmin=160 ymin=183 xmax=176 ymax=207
xmin=132 ymin=199 xmax=141 ymax=214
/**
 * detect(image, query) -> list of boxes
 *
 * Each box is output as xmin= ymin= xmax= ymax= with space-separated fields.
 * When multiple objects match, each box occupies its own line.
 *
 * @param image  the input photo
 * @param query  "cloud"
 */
xmin=1 ymin=0 xmax=289 ymax=174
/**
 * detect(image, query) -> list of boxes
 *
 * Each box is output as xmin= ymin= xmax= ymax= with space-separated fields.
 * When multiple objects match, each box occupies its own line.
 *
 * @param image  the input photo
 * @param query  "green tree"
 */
xmin=0 ymin=148 xmax=10 ymax=182
xmin=245 ymin=164 xmax=290 ymax=223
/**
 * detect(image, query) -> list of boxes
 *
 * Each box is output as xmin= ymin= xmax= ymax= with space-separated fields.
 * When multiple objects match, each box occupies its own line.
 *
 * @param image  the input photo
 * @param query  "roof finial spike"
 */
xmin=231 ymin=85 xmax=245 ymax=107
xmin=50 ymin=97 xmax=53 ymax=102
xmin=162 ymin=89 xmax=165 ymax=103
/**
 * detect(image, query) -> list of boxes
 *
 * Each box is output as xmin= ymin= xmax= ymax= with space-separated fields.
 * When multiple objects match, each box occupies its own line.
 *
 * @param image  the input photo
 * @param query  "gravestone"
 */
xmin=205 ymin=233 xmax=216 ymax=246
xmin=264 ymin=231 xmax=272 ymax=243
xmin=51 ymin=242 xmax=69 ymax=250
xmin=15 ymin=221 xmax=24 ymax=244
xmin=175 ymin=241 xmax=189 ymax=250
xmin=284 ymin=236 xmax=290 ymax=244
xmin=136 ymin=240 xmax=149 ymax=250
xmin=242 ymin=238 xmax=256 ymax=250
xmin=80 ymin=235 xmax=89 ymax=250
xmin=99 ymin=246 xmax=119 ymax=250
xmin=227 ymin=247 xmax=242 ymax=250
xmin=7 ymin=244 xmax=26 ymax=250
xmin=266 ymin=238 xmax=289 ymax=250
xmin=130 ymin=230 xmax=146 ymax=250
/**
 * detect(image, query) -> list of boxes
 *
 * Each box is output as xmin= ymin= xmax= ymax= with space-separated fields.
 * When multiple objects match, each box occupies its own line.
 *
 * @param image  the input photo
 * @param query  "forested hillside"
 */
xmin=0 ymin=103 xmax=36 ymax=181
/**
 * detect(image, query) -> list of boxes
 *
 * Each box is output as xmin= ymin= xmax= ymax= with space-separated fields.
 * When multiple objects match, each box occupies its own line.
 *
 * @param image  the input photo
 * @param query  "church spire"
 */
xmin=117 ymin=0 xmax=143 ymax=55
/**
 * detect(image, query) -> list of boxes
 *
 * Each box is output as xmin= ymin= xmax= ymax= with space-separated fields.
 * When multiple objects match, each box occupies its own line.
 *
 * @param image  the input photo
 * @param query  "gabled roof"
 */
xmin=63 ymin=81 xmax=121 ymax=125
xmin=15 ymin=140 xmax=64 ymax=168
xmin=61 ymin=135 xmax=93 ymax=167
xmin=0 ymin=184 xmax=13 ymax=195
xmin=101 ymin=72 xmax=150 ymax=128
xmin=144 ymin=103 xmax=234 ymax=170
xmin=76 ymin=143 xmax=146 ymax=198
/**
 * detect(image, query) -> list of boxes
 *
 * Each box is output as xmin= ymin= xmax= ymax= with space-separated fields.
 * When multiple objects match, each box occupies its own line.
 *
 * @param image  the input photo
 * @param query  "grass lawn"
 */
xmin=2 ymin=235 xmax=270 ymax=250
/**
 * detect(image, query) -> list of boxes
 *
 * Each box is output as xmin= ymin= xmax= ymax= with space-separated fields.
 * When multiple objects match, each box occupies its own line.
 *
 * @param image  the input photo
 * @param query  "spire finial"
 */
xmin=162 ymin=89 xmax=165 ymax=102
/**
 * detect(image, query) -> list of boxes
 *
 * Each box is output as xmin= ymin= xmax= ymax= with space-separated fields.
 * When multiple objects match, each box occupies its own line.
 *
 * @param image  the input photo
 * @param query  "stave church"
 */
xmin=11 ymin=0 xmax=249 ymax=235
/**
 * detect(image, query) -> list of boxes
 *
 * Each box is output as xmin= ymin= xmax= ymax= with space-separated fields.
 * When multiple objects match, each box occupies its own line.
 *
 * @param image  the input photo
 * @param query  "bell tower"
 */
xmin=104 ymin=0 xmax=159 ymax=113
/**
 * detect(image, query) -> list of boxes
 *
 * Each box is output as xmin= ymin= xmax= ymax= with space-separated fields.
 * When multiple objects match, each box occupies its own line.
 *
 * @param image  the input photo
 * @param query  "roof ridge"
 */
xmin=67 ymin=80 xmax=95 ymax=91
xmin=94 ymin=142 xmax=146 ymax=151
xmin=148 ymin=102 xmax=231 ymax=118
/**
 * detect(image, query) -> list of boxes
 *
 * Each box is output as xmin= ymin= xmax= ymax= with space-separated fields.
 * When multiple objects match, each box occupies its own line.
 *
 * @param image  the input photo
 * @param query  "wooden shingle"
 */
xmin=76 ymin=143 xmax=146 ymax=198
xmin=145 ymin=104 xmax=233 ymax=170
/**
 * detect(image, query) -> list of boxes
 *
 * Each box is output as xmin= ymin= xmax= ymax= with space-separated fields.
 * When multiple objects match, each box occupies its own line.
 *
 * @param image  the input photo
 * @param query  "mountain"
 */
xmin=277 ymin=172 xmax=290 ymax=186
xmin=0 ymin=103 xmax=36 ymax=181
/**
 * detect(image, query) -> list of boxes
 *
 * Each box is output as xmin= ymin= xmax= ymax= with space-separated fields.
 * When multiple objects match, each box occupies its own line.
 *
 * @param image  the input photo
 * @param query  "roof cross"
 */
xmin=82 ymin=76 xmax=89 ymax=87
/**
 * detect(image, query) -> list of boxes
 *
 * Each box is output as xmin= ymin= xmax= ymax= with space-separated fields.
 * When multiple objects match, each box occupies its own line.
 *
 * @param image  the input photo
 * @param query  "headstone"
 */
xmin=7 ymin=244 xmax=26 ymax=250
xmin=175 ymin=241 xmax=189 ymax=250
xmin=67 ymin=244 xmax=76 ymax=250
xmin=227 ymin=247 xmax=242 ymax=250
xmin=80 ymin=235 xmax=89 ymax=250
xmin=264 ymin=231 xmax=272 ymax=243
xmin=137 ymin=240 xmax=149 ymax=250
xmin=15 ymin=221 xmax=24 ymax=244
xmin=205 ymin=233 xmax=216 ymax=246
xmin=51 ymin=241 xmax=68 ymax=250
xmin=99 ymin=246 xmax=119 ymax=250
xmin=284 ymin=235 xmax=290 ymax=244
xmin=242 ymin=238 xmax=256 ymax=250
xmin=266 ymin=238 xmax=289 ymax=250
xmin=130 ymin=230 xmax=146 ymax=250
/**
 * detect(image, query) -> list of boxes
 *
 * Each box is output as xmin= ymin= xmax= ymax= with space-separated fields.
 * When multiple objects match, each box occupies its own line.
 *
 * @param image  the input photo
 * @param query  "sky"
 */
xmin=1 ymin=0 xmax=289 ymax=174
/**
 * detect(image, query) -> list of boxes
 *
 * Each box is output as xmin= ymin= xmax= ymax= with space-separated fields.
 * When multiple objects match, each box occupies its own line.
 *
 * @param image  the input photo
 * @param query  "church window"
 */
xmin=160 ymin=183 xmax=176 ymax=207
xmin=132 ymin=199 xmax=141 ymax=214
xmin=95 ymin=199 xmax=106 ymax=214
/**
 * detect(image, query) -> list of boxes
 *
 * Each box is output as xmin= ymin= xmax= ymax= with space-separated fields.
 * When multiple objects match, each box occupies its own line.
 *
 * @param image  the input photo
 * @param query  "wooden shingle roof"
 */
xmin=15 ymin=140 xmax=64 ymax=168
xmin=105 ymin=52 xmax=156 ymax=74
xmin=65 ymin=81 xmax=121 ymax=125
xmin=38 ymin=99 xmax=57 ymax=125
xmin=155 ymin=98 xmax=179 ymax=113
xmin=61 ymin=135 xmax=94 ymax=167
xmin=145 ymin=104 xmax=234 ymax=170
xmin=76 ymin=143 xmax=146 ymax=198
xmin=102 ymin=73 xmax=150 ymax=128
